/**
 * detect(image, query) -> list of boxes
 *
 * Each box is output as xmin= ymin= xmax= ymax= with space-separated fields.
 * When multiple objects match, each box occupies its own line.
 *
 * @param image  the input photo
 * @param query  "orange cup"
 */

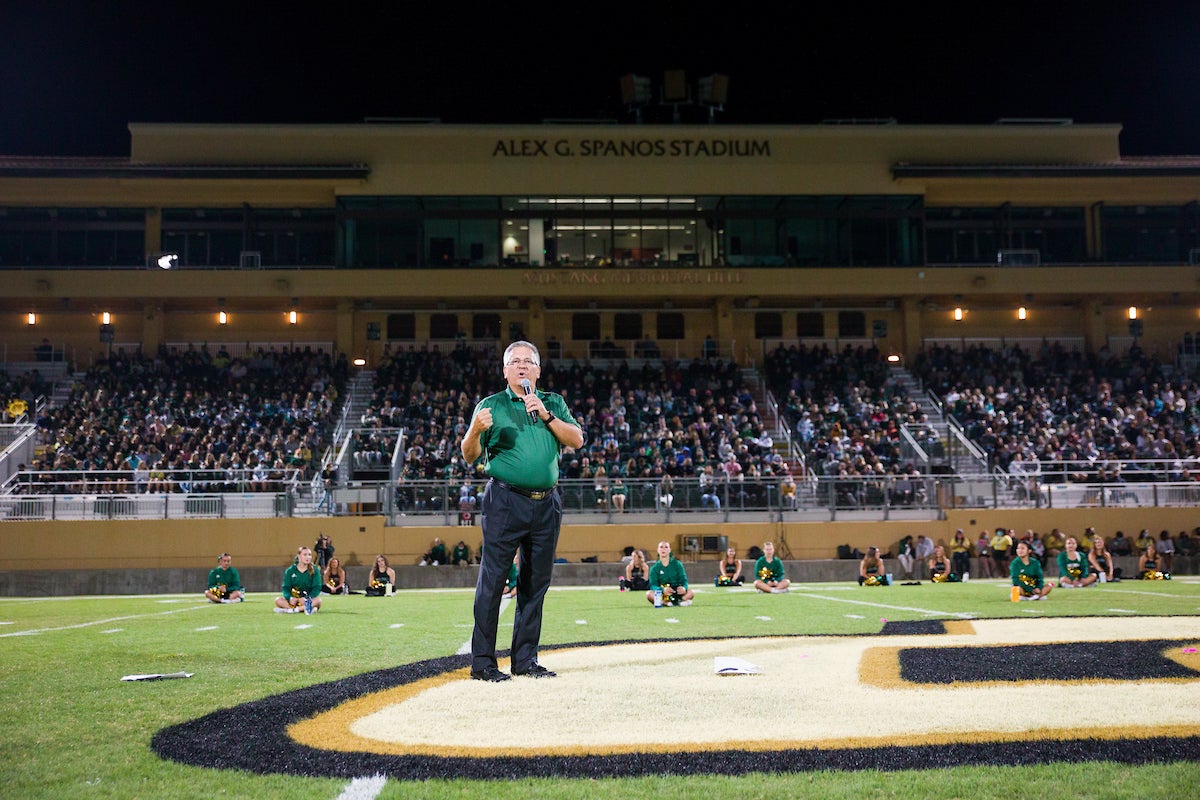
xmin=1010 ymin=586 xmax=1021 ymax=602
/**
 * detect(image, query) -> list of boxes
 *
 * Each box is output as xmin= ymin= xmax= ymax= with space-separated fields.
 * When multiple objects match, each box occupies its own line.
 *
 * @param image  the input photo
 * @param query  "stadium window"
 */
xmin=572 ymin=312 xmax=600 ymax=341
xmin=838 ymin=311 xmax=866 ymax=337
xmin=472 ymin=313 xmax=501 ymax=338
xmin=614 ymin=312 xmax=642 ymax=340
xmin=386 ymin=313 xmax=415 ymax=340
xmin=754 ymin=311 xmax=782 ymax=338
xmin=430 ymin=313 xmax=459 ymax=339
xmin=796 ymin=312 xmax=824 ymax=337
xmin=656 ymin=312 xmax=685 ymax=339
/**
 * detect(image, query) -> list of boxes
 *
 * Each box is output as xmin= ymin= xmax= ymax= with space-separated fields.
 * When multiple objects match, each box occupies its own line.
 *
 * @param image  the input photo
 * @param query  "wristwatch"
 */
xmin=543 ymin=412 xmax=557 ymax=425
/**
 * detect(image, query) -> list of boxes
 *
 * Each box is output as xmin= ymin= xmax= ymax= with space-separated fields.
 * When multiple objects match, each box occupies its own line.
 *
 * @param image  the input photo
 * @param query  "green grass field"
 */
xmin=3 ymin=577 xmax=1199 ymax=800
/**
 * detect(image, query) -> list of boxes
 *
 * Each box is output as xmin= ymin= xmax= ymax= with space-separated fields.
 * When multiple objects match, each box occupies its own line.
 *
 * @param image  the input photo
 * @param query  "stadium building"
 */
xmin=2 ymin=119 xmax=1199 ymax=591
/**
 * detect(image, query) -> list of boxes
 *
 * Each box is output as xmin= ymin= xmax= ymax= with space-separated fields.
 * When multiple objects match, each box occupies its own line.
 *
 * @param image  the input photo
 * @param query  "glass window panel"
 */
xmin=572 ymin=313 xmax=600 ymax=340
xmin=656 ymin=312 xmax=684 ymax=339
xmin=387 ymin=313 xmax=415 ymax=339
xmin=754 ymin=312 xmax=782 ymax=338
xmin=838 ymin=311 xmax=866 ymax=337
xmin=796 ymin=312 xmax=824 ymax=337
xmin=472 ymin=313 xmax=501 ymax=338
xmin=430 ymin=313 xmax=459 ymax=339
xmin=614 ymin=312 xmax=642 ymax=340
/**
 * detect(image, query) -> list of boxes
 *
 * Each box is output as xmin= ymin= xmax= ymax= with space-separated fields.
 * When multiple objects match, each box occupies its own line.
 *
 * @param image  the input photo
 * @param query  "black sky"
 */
xmin=3 ymin=2 xmax=1200 ymax=157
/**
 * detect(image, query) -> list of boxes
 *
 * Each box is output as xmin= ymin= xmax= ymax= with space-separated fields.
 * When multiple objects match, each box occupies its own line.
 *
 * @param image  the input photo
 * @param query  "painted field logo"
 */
xmin=153 ymin=616 xmax=1200 ymax=780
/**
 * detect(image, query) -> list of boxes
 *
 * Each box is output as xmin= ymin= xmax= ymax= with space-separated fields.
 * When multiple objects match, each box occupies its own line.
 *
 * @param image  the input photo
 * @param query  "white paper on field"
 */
xmin=120 ymin=671 xmax=194 ymax=681
xmin=714 ymin=656 xmax=761 ymax=675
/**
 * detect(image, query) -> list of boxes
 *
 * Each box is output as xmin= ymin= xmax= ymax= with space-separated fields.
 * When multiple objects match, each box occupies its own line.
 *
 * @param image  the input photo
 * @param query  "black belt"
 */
xmin=491 ymin=478 xmax=555 ymax=501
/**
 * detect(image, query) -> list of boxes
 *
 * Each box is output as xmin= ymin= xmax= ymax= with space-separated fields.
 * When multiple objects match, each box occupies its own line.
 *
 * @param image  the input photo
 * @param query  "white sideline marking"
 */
xmin=0 ymin=604 xmax=207 ymax=638
xmin=100 ymin=628 xmax=123 ymax=634
xmin=1108 ymin=608 xmax=1136 ymax=613
xmin=844 ymin=614 xmax=865 ymax=619
xmin=389 ymin=623 xmax=404 ymax=629
xmin=664 ymin=618 xmax=680 ymax=624
xmin=793 ymin=591 xmax=977 ymax=619
xmin=334 ymin=774 xmax=387 ymax=800
xmin=195 ymin=626 xmax=218 ymax=631
xmin=755 ymin=616 xmax=773 ymax=621
xmin=455 ymin=596 xmax=510 ymax=656
xmin=295 ymin=624 xmax=314 ymax=630
xmin=575 ymin=619 xmax=588 ymax=624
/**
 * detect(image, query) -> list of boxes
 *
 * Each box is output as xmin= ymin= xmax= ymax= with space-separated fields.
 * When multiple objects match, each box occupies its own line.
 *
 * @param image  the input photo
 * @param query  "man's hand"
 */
xmin=523 ymin=393 xmax=548 ymax=419
xmin=471 ymin=408 xmax=494 ymax=432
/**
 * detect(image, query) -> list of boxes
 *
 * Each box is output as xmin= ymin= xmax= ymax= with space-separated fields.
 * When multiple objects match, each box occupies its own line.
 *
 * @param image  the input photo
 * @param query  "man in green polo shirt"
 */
xmin=205 ymin=552 xmax=244 ymax=603
xmin=462 ymin=340 xmax=584 ymax=682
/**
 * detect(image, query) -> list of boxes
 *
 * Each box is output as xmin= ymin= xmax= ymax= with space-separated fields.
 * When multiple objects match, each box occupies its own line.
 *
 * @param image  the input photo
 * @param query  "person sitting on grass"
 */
xmin=646 ymin=540 xmax=694 ymax=606
xmin=323 ymin=556 xmax=348 ymax=595
xmin=275 ymin=546 xmax=323 ymax=613
xmin=1089 ymin=536 xmax=1119 ymax=583
xmin=715 ymin=546 xmax=744 ymax=586
xmin=1057 ymin=537 xmax=1097 ymax=588
xmin=1011 ymin=540 xmax=1052 ymax=601
xmin=928 ymin=544 xmax=957 ymax=582
xmin=1138 ymin=540 xmax=1170 ymax=580
xmin=620 ymin=548 xmax=650 ymax=592
xmin=205 ymin=552 xmax=244 ymax=603
xmin=502 ymin=553 xmax=519 ymax=599
xmin=858 ymin=546 xmax=888 ymax=586
xmin=366 ymin=554 xmax=396 ymax=595
xmin=753 ymin=541 xmax=791 ymax=593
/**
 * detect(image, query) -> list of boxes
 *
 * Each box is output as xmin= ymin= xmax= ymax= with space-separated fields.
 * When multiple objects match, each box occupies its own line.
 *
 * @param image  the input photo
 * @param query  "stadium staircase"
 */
xmin=292 ymin=369 xmax=376 ymax=516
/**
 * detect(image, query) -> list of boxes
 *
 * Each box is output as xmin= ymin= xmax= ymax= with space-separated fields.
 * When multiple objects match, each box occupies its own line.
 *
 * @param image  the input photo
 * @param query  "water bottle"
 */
xmin=303 ymin=595 xmax=313 ymax=615
xmin=653 ymin=587 xmax=663 ymax=608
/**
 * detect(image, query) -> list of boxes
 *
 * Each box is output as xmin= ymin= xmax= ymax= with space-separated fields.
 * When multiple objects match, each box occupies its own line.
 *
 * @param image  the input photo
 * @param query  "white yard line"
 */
xmin=333 ymin=774 xmax=387 ymax=800
xmin=793 ymin=590 xmax=978 ymax=618
xmin=455 ymin=595 xmax=510 ymax=655
xmin=0 ymin=603 xmax=207 ymax=638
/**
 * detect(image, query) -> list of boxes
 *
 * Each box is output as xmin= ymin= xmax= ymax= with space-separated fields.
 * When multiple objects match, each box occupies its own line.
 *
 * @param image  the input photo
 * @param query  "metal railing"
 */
xmin=6 ymin=470 xmax=1200 ymax=523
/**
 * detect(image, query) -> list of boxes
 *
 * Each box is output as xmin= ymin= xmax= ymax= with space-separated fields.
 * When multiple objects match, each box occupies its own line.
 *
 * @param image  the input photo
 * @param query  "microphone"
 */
xmin=519 ymin=379 xmax=538 ymax=422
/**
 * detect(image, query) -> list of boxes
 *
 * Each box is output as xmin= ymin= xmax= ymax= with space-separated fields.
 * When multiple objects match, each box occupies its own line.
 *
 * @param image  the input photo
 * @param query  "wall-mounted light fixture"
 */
xmin=27 ymin=312 xmax=36 ymax=325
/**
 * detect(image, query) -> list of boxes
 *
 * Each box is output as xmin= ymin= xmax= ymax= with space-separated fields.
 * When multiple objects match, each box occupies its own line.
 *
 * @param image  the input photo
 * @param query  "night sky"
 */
xmin=3 ymin=2 xmax=1200 ymax=157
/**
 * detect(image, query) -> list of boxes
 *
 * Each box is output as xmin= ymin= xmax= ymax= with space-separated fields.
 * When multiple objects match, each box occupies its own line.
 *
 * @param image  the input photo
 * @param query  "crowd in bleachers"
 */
xmin=765 ymin=342 xmax=931 ymax=505
xmin=13 ymin=333 xmax=1200 ymax=505
xmin=912 ymin=340 xmax=1200 ymax=476
xmin=18 ymin=344 xmax=347 ymax=493
xmin=357 ymin=343 xmax=796 ymax=509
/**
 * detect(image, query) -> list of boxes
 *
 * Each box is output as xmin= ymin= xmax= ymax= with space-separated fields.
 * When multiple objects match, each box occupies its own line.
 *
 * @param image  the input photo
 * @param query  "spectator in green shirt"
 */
xmin=205 ymin=552 xmax=244 ymax=603
xmin=753 ymin=541 xmax=791 ymax=593
xmin=1011 ymin=540 xmax=1052 ymax=600
xmin=275 ymin=546 xmax=323 ymax=613
xmin=647 ymin=540 xmax=694 ymax=606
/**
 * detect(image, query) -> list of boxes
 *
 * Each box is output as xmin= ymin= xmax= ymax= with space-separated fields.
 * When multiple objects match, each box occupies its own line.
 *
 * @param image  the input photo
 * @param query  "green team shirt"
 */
xmin=754 ymin=556 xmax=785 ymax=582
xmin=1057 ymin=551 xmax=1090 ymax=580
xmin=471 ymin=387 xmax=579 ymax=489
xmin=649 ymin=556 xmax=689 ymax=590
xmin=1010 ymin=556 xmax=1045 ymax=592
xmin=281 ymin=564 xmax=323 ymax=600
xmin=207 ymin=565 xmax=242 ymax=593
xmin=505 ymin=562 xmax=518 ymax=589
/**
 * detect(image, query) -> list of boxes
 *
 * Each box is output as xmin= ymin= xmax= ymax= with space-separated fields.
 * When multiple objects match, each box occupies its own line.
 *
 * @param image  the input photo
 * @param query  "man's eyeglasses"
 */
xmin=506 ymin=358 xmax=539 ymax=367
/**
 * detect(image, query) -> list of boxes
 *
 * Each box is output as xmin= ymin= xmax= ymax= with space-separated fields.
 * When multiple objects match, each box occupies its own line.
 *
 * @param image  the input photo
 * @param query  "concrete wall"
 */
xmin=1 ymin=511 xmax=1195 ymax=595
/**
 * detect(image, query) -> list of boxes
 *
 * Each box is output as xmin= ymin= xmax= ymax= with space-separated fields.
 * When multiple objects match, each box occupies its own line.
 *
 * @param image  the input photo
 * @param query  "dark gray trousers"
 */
xmin=470 ymin=481 xmax=562 ymax=673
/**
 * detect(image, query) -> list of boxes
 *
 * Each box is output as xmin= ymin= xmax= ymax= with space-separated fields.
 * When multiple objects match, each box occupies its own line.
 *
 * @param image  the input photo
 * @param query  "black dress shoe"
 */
xmin=512 ymin=663 xmax=556 ymax=678
xmin=470 ymin=665 xmax=511 ymax=682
